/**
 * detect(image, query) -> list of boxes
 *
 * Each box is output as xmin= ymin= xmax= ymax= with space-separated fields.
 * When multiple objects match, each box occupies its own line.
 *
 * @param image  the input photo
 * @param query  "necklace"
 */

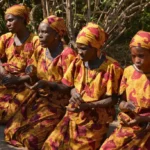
xmin=133 ymin=64 xmax=143 ymax=73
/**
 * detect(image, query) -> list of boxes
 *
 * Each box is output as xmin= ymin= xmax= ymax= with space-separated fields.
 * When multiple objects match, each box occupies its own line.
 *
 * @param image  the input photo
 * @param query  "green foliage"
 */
xmin=0 ymin=8 xmax=8 ymax=35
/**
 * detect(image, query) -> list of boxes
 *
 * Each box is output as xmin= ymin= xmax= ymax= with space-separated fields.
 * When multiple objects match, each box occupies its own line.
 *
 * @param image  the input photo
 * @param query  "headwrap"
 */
xmin=129 ymin=30 xmax=150 ymax=50
xmin=5 ymin=4 xmax=30 ymax=24
xmin=76 ymin=22 xmax=108 ymax=50
xmin=42 ymin=15 xmax=66 ymax=37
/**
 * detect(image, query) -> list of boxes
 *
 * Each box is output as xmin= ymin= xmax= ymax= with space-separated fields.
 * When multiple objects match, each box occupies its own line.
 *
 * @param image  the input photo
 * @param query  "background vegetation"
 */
xmin=0 ymin=0 xmax=150 ymax=67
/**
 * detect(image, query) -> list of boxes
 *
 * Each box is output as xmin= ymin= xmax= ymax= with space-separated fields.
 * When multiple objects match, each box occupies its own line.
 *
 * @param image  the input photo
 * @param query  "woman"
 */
xmin=42 ymin=22 xmax=123 ymax=150
xmin=0 ymin=4 xmax=39 ymax=124
xmin=5 ymin=15 xmax=76 ymax=150
xmin=100 ymin=31 xmax=150 ymax=150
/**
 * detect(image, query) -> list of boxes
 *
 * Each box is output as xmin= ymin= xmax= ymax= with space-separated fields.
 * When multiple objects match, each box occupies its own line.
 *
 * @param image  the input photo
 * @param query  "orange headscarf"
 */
xmin=76 ymin=22 xmax=107 ymax=50
xmin=130 ymin=30 xmax=150 ymax=50
xmin=5 ymin=4 xmax=30 ymax=23
xmin=42 ymin=15 xmax=67 ymax=37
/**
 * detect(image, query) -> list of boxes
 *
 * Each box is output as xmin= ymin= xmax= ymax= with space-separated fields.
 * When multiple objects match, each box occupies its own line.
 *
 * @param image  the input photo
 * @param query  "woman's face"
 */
xmin=76 ymin=43 xmax=97 ymax=61
xmin=38 ymin=22 xmax=57 ymax=48
xmin=5 ymin=14 xmax=24 ymax=33
xmin=130 ymin=46 xmax=150 ymax=71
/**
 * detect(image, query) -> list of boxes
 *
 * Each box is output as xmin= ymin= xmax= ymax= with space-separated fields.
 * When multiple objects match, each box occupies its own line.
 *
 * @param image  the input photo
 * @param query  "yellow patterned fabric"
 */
xmin=42 ymin=15 xmax=67 ymax=36
xmin=0 ymin=32 xmax=39 ymax=123
xmin=5 ymin=4 xmax=30 ymax=23
xmin=42 ymin=54 xmax=123 ymax=150
xmin=5 ymin=46 xmax=76 ymax=150
xmin=100 ymin=65 xmax=150 ymax=150
xmin=129 ymin=30 xmax=150 ymax=50
xmin=76 ymin=22 xmax=107 ymax=49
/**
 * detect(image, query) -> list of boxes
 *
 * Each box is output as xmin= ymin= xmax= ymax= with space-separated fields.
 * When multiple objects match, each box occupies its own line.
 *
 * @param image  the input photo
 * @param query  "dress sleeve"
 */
xmin=26 ymin=44 xmax=43 ymax=77
xmin=119 ymin=68 xmax=128 ymax=95
xmin=61 ymin=58 xmax=77 ymax=87
xmin=0 ymin=34 xmax=7 ymax=59
xmin=105 ymin=62 xmax=123 ymax=96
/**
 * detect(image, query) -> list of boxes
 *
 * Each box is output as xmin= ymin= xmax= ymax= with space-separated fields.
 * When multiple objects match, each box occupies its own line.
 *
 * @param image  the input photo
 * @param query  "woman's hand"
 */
xmin=121 ymin=114 xmax=147 ymax=127
xmin=25 ymin=80 xmax=49 ymax=90
xmin=119 ymin=101 xmax=136 ymax=112
xmin=2 ymin=74 xmax=19 ymax=85
xmin=66 ymin=102 xmax=90 ymax=113
xmin=70 ymin=88 xmax=84 ymax=105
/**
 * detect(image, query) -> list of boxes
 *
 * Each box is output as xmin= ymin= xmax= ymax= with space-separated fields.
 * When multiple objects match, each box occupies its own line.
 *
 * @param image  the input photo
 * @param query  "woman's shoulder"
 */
xmin=104 ymin=54 xmax=122 ymax=69
xmin=123 ymin=65 xmax=135 ymax=76
xmin=27 ymin=33 xmax=39 ymax=42
xmin=0 ymin=32 xmax=14 ymax=40
xmin=124 ymin=65 xmax=134 ymax=71
xmin=61 ymin=46 xmax=77 ymax=56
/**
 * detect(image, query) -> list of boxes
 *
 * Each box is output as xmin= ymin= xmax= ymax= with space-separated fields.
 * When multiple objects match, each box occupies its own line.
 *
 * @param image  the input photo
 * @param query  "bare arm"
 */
xmin=89 ymin=95 xmax=118 ymax=108
xmin=25 ymin=80 xmax=72 ymax=94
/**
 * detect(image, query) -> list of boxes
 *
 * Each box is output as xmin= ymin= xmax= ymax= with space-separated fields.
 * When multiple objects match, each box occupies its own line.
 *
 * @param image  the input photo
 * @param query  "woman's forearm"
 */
xmin=18 ymin=75 xmax=31 ymax=83
xmin=47 ymin=82 xmax=71 ymax=94
xmin=90 ymin=95 xmax=118 ymax=108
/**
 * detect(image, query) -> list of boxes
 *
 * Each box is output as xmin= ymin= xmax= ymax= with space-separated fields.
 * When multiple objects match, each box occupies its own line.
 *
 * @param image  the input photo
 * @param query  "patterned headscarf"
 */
xmin=42 ymin=15 xmax=67 ymax=37
xmin=5 ymin=4 xmax=30 ymax=24
xmin=76 ymin=22 xmax=107 ymax=50
xmin=130 ymin=30 xmax=150 ymax=50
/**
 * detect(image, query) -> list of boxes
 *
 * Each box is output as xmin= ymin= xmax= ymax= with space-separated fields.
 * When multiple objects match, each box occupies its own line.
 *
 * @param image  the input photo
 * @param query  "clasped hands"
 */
xmin=119 ymin=101 xmax=149 ymax=127
xmin=66 ymin=89 xmax=93 ymax=113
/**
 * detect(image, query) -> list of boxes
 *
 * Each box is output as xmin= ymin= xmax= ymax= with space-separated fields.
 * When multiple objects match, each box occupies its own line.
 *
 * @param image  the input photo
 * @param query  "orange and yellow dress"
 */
xmin=42 ymin=54 xmax=123 ymax=150
xmin=100 ymin=30 xmax=150 ymax=150
xmin=100 ymin=65 xmax=150 ymax=150
xmin=5 ymin=45 xmax=76 ymax=150
xmin=0 ymin=32 xmax=39 ymax=123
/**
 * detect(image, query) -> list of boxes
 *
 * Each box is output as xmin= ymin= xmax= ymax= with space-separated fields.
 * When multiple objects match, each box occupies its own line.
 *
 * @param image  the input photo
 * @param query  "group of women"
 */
xmin=0 ymin=4 xmax=150 ymax=150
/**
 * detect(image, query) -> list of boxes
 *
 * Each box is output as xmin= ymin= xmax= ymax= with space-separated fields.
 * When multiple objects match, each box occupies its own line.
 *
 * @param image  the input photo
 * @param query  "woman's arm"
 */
xmin=119 ymin=92 xmax=135 ymax=112
xmin=88 ymin=95 xmax=118 ymax=109
xmin=25 ymin=80 xmax=72 ymax=94
xmin=67 ymin=94 xmax=118 ymax=112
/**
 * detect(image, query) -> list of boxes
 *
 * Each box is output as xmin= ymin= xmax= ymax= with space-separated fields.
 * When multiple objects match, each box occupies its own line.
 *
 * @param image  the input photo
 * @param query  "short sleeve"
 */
xmin=0 ymin=33 xmax=12 ymax=59
xmin=61 ymin=58 xmax=77 ymax=87
xmin=105 ymin=63 xmax=123 ymax=96
xmin=26 ymin=45 xmax=44 ymax=77
xmin=119 ymin=68 xmax=128 ymax=95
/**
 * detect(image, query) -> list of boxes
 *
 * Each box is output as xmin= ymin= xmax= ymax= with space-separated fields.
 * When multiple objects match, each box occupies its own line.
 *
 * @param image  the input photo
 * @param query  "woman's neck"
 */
xmin=14 ymin=27 xmax=30 ymax=45
xmin=15 ymin=27 xmax=30 ymax=40
xmin=47 ymin=40 xmax=63 ymax=58
xmin=134 ymin=64 xmax=150 ymax=74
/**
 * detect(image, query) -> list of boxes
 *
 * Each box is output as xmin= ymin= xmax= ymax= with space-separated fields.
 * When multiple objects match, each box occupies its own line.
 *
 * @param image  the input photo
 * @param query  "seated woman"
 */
xmin=100 ymin=31 xmax=150 ymax=150
xmin=0 ymin=4 xmax=39 ymax=124
xmin=42 ymin=22 xmax=123 ymax=150
xmin=5 ymin=15 xmax=76 ymax=150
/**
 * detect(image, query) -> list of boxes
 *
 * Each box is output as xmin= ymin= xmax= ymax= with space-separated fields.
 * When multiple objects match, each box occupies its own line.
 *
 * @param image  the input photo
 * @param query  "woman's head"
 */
xmin=5 ymin=4 xmax=29 ymax=33
xmin=76 ymin=22 xmax=107 ymax=61
xmin=38 ymin=15 xmax=66 ymax=48
xmin=130 ymin=31 xmax=150 ymax=72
